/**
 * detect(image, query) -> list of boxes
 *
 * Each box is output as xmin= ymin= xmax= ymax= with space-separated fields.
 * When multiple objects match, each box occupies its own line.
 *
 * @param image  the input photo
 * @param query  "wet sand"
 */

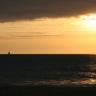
xmin=0 ymin=86 xmax=96 ymax=96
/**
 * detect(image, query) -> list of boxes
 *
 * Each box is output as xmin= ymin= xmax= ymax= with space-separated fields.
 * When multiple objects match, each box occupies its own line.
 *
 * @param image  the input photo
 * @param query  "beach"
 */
xmin=0 ymin=86 xmax=96 ymax=96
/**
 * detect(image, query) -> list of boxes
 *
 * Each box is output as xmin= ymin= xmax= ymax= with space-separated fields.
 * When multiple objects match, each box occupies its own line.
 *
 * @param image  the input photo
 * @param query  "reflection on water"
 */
xmin=35 ymin=79 xmax=96 ymax=85
xmin=79 ymin=72 xmax=96 ymax=78
xmin=87 ymin=63 xmax=96 ymax=71
xmin=0 ymin=54 xmax=96 ymax=86
xmin=8 ymin=79 xmax=96 ymax=86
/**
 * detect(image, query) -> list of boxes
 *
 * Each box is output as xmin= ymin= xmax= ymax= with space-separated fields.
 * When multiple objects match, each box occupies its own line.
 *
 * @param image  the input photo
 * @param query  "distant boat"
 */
xmin=8 ymin=51 xmax=10 ymax=55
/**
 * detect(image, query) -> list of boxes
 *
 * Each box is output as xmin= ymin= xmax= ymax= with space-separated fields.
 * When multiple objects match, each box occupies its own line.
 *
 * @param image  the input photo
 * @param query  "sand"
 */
xmin=0 ymin=86 xmax=96 ymax=96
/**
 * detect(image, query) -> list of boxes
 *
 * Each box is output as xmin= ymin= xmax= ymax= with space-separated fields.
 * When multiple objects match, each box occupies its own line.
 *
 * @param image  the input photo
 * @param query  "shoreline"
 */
xmin=0 ymin=86 xmax=96 ymax=96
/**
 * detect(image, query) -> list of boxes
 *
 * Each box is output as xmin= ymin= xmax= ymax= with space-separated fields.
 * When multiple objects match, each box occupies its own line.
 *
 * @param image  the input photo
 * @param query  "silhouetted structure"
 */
xmin=8 ymin=51 xmax=10 ymax=55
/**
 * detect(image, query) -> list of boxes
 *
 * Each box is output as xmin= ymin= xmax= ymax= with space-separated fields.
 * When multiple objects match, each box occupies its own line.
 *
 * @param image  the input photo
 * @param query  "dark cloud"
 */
xmin=0 ymin=0 xmax=96 ymax=22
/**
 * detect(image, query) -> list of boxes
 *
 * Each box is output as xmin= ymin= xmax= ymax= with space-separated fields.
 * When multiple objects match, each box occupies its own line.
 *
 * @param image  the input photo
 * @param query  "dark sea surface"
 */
xmin=0 ymin=54 xmax=96 ymax=87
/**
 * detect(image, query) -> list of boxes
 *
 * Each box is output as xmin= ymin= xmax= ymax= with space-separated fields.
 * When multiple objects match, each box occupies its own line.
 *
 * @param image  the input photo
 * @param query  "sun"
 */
xmin=81 ymin=14 xmax=96 ymax=29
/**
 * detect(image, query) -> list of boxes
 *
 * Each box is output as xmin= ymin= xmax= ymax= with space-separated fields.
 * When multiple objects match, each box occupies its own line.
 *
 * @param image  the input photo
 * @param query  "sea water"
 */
xmin=0 ymin=54 xmax=96 ymax=87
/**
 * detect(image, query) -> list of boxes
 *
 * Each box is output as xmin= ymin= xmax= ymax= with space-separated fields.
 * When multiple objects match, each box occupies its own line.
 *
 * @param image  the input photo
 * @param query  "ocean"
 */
xmin=0 ymin=54 xmax=96 ymax=87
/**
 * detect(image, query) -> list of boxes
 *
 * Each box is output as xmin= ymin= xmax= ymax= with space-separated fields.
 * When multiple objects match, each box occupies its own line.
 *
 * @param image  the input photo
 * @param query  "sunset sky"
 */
xmin=0 ymin=0 xmax=96 ymax=54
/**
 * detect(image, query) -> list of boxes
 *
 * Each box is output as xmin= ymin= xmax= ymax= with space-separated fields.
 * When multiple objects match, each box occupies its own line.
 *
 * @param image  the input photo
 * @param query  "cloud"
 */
xmin=12 ymin=34 xmax=62 ymax=39
xmin=0 ymin=36 xmax=6 ymax=39
xmin=0 ymin=31 xmax=62 ymax=39
xmin=0 ymin=0 xmax=96 ymax=22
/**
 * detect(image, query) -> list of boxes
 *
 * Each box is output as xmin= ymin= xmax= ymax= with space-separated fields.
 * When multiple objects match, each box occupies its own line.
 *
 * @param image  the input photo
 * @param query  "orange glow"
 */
xmin=0 ymin=17 xmax=96 ymax=54
xmin=81 ymin=14 xmax=96 ymax=29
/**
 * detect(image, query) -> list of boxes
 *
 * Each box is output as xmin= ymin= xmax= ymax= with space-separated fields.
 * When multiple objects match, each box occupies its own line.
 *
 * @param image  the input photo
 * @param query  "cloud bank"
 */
xmin=0 ymin=0 xmax=96 ymax=22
